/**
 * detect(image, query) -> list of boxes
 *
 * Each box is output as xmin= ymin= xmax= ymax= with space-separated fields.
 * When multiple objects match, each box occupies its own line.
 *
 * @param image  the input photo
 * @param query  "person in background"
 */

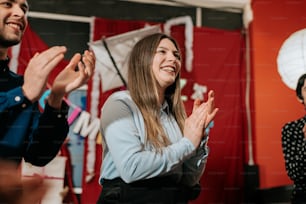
xmin=0 ymin=0 xmax=95 ymax=203
xmin=281 ymin=73 xmax=306 ymax=204
xmin=97 ymin=33 xmax=218 ymax=204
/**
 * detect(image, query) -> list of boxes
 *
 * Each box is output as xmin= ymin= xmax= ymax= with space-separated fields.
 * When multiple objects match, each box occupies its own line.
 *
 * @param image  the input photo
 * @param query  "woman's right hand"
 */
xmin=184 ymin=90 xmax=219 ymax=148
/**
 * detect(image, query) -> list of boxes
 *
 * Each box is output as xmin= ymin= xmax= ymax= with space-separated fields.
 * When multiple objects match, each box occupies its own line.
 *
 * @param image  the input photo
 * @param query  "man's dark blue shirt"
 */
xmin=0 ymin=58 xmax=69 ymax=166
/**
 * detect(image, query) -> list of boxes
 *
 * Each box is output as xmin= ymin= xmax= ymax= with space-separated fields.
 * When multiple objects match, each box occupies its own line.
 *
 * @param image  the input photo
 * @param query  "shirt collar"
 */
xmin=161 ymin=100 xmax=170 ymax=115
xmin=0 ymin=57 xmax=10 ymax=73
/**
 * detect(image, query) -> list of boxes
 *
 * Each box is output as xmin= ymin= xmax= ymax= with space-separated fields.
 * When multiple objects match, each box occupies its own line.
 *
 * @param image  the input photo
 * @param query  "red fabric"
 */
xmin=173 ymin=26 xmax=246 ymax=204
xmin=91 ymin=18 xmax=151 ymax=41
xmin=83 ymin=17 xmax=246 ymax=204
xmin=12 ymin=25 xmax=69 ymax=84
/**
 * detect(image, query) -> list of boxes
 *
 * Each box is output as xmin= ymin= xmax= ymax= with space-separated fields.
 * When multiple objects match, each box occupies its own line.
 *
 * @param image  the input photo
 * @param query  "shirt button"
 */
xmin=57 ymin=114 xmax=62 ymax=118
xmin=21 ymin=103 xmax=27 ymax=108
xmin=15 ymin=96 xmax=21 ymax=102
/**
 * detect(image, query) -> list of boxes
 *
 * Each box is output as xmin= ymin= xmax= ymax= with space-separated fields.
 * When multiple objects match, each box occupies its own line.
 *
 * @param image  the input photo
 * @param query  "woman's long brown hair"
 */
xmin=127 ymin=33 xmax=186 ymax=150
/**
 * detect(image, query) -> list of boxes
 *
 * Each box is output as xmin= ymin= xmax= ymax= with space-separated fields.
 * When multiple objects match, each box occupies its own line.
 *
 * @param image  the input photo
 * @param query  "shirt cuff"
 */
xmin=45 ymin=100 xmax=69 ymax=120
xmin=5 ymin=87 xmax=33 ymax=109
xmin=197 ymin=135 xmax=210 ymax=167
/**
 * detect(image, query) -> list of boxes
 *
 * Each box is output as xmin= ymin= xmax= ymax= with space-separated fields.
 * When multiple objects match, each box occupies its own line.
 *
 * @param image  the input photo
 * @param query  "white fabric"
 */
xmin=21 ymin=156 xmax=67 ymax=204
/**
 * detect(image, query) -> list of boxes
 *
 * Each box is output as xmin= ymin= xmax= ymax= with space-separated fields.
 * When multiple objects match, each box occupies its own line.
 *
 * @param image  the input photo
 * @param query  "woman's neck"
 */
xmin=157 ymin=87 xmax=165 ymax=106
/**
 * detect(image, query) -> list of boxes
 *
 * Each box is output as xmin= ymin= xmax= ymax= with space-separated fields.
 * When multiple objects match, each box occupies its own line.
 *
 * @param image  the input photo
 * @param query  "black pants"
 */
xmin=96 ymin=177 xmax=201 ymax=204
xmin=291 ymin=188 xmax=306 ymax=204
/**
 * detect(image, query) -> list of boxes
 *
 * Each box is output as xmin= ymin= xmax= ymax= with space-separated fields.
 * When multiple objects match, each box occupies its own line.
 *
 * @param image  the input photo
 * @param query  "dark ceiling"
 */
xmin=26 ymin=0 xmax=242 ymax=58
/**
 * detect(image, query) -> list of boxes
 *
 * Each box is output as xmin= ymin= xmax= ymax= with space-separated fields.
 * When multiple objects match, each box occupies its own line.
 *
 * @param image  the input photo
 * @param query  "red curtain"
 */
xmin=82 ymin=17 xmax=246 ymax=204
xmin=175 ymin=26 xmax=246 ymax=203
xmin=10 ymin=25 xmax=69 ymax=84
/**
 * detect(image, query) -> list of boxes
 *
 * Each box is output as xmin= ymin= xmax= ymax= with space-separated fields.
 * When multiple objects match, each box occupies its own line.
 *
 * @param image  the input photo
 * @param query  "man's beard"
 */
xmin=0 ymin=35 xmax=20 ymax=47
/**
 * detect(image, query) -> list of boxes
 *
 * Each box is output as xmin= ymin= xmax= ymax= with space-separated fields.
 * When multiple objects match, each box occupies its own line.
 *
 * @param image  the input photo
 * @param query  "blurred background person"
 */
xmin=281 ymin=73 xmax=306 ymax=204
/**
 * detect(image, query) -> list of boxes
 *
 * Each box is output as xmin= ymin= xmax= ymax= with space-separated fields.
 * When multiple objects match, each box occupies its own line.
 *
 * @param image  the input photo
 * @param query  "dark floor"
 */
xmin=256 ymin=185 xmax=293 ymax=204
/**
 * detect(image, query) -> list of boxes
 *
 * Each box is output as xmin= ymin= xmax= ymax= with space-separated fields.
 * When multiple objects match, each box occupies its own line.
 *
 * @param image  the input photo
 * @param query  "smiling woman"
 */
xmin=97 ymin=32 xmax=218 ymax=204
xmin=152 ymin=38 xmax=181 ymax=100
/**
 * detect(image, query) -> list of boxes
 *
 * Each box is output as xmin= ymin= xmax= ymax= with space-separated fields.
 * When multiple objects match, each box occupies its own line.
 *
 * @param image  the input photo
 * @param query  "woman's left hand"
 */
xmin=184 ymin=90 xmax=219 ymax=148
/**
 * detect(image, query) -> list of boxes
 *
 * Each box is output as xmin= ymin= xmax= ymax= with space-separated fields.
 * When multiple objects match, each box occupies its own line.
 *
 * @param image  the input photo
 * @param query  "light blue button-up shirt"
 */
xmin=99 ymin=90 xmax=209 ymax=187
